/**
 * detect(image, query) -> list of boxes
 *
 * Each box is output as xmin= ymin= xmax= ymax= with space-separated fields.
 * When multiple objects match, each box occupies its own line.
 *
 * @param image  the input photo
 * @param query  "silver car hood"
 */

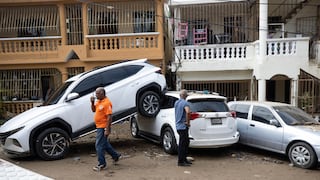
xmin=0 ymin=105 xmax=61 ymax=132
xmin=295 ymin=125 xmax=320 ymax=134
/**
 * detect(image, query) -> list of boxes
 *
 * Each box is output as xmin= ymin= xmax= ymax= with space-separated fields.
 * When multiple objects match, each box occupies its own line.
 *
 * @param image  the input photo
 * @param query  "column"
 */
xmin=82 ymin=2 xmax=89 ymax=48
xmin=258 ymin=79 xmax=266 ymax=101
xmin=259 ymin=0 xmax=268 ymax=64
xmin=58 ymin=3 xmax=67 ymax=45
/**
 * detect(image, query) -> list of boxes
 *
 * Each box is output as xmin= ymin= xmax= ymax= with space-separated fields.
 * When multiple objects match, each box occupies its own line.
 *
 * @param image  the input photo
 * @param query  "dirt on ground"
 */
xmin=1 ymin=121 xmax=320 ymax=180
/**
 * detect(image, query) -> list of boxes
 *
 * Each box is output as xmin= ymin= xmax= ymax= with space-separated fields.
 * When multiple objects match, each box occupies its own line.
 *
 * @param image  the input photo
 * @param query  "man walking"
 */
xmin=174 ymin=89 xmax=192 ymax=166
xmin=90 ymin=87 xmax=121 ymax=171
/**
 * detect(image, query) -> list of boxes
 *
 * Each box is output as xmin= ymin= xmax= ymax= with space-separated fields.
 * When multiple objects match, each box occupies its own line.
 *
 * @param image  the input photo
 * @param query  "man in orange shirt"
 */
xmin=90 ymin=87 xmax=121 ymax=171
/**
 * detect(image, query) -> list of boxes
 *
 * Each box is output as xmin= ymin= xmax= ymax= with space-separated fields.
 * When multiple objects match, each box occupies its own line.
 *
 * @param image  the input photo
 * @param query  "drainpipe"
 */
xmin=291 ymin=79 xmax=298 ymax=106
xmin=257 ymin=0 xmax=268 ymax=101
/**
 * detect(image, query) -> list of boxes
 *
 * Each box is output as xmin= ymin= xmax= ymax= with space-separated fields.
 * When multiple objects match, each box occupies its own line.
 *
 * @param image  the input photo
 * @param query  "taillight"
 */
xmin=190 ymin=112 xmax=200 ymax=120
xmin=230 ymin=111 xmax=236 ymax=118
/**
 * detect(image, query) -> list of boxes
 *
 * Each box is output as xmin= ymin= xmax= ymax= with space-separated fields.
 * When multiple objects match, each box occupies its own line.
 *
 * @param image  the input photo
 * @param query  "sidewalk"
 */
xmin=0 ymin=158 xmax=53 ymax=180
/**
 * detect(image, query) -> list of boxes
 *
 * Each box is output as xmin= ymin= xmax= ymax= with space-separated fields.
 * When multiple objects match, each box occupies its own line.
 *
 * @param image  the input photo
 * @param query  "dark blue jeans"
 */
xmin=177 ymin=128 xmax=189 ymax=163
xmin=95 ymin=128 xmax=120 ymax=166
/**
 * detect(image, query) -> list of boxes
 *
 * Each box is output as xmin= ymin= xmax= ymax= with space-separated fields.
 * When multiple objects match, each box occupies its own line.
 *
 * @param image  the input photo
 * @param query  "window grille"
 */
xmin=88 ymin=0 xmax=156 ymax=35
xmin=0 ymin=6 xmax=60 ymax=37
xmin=182 ymin=80 xmax=250 ymax=101
xmin=67 ymin=67 xmax=85 ymax=78
xmin=0 ymin=69 xmax=61 ymax=101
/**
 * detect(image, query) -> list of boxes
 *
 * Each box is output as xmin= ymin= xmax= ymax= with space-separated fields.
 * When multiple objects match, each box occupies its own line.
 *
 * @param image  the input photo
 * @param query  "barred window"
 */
xmin=88 ymin=1 xmax=156 ymax=35
xmin=0 ymin=6 xmax=60 ymax=38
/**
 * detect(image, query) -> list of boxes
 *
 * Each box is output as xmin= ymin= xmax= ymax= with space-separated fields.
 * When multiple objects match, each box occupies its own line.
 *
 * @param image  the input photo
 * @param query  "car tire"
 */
xmin=130 ymin=117 xmax=140 ymax=138
xmin=138 ymin=91 xmax=160 ymax=117
xmin=288 ymin=142 xmax=317 ymax=169
xmin=162 ymin=127 xmax=177 ymax=154
xmin=35 ymin=127 xmax=70 ymax=160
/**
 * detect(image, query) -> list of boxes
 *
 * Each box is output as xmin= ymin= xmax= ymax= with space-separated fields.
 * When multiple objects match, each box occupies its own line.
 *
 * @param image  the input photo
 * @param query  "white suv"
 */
xmin=0 ymin=59 xmax=167 ymax=160
xmin=130 ymin=91 xmax=239 ymax=154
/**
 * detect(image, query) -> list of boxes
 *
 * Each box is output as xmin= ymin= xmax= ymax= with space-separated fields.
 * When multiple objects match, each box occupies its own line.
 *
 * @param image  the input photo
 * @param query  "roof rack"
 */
xmin=188 ymin=90 xmax=219 ymax=96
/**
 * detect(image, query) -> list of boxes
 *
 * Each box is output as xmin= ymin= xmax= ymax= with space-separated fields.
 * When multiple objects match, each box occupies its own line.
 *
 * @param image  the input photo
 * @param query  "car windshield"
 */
xmin=274 ymin=106 xmax=319 ymax=125
xmin=188 ymin=98 xmax=228 ymax=112
xmin=42 ymin=81 xmax=73 ymax=106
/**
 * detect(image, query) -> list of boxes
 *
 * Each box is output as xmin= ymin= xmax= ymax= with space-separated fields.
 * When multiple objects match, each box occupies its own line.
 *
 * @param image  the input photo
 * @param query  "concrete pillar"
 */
xmin=82 ymin=3 xmax=89 ymax=48
xmin=58 ymin=4 xmax=67 ymax=45
xmin=258 ymin=79 xmax=266 ymax=101
xmin=259 ymin=0 xmax=268 ymax=64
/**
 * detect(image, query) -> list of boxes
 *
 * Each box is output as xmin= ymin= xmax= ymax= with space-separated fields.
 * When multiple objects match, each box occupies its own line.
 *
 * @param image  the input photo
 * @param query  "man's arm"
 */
xmin=90 ymin=96 xmax=96 ymax=112
xmin=104 ymin=114 xmax=112 ymax=136
xmin=184 ymin=106 xmax=190 ymax=127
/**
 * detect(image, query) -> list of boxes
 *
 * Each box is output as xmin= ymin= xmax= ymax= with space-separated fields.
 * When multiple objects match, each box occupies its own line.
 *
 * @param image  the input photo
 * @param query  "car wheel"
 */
xmin=130 ymin=117 xmax=140 ymax=138
xmin=162 ymin=127 xmax=177 ymax=154
xmin=288 ymin=142 xmax=317 ymax=169
xmin=35 ymin=127 xmax=70 ymax=160
xmin=138 ymin=91 xmax=160 ymax=117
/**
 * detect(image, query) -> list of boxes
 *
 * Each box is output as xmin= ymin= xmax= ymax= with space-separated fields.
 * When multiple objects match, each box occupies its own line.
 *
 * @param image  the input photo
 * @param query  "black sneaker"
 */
xmin=113 ymin=154 xmax=121 ymax=164
xmin=185 ymin=160 xmax=192 ymax=165
xmin=178 ymin=162 xmax=191 ymax=167
xmin=93 ymin=164 xmax=106 ymax=171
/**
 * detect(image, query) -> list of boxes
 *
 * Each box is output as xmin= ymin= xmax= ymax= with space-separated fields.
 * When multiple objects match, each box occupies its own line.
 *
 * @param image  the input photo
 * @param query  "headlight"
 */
xmin=0 ymin=126 xmax=24 ymax=145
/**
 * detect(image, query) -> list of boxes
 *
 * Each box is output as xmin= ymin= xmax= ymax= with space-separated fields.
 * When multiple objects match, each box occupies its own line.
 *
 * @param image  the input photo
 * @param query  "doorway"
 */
xmin=266 ymin=75 xmax=290 ymax=104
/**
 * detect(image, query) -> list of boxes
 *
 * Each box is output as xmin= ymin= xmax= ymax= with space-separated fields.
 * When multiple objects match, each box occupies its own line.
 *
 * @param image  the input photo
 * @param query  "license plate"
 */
xmin=211 ymin=118 xmax=222 ymax=125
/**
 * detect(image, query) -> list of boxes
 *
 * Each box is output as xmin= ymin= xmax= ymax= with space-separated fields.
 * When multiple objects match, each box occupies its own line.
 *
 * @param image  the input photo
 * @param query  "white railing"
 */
xmin=254 ymin=37 xmax=310 ymax=57
xmin=175 ymin=38 xmax=309 ymax=64
xmin=175 ymin=43 xmax=253 ymax=62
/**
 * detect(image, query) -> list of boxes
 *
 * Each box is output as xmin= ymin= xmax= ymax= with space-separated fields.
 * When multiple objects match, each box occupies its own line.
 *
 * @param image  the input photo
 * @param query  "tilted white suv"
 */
xmin=0 ymin=59 xmax=167 ymax=160
xmin=130 ymin=91 xmax=239 ymax=154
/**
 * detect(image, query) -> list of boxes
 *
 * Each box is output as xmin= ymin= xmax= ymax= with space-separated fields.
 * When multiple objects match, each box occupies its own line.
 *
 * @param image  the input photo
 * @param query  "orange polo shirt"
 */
xmin=94 ymin=97 xmax=112 ymax=128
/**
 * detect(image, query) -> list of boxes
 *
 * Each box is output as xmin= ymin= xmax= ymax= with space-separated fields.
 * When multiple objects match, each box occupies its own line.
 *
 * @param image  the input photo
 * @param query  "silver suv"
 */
xmin=0 ymin=59 xmax=167 ymax=160
xmin=131 ymin=91 xmax=239 ymax=154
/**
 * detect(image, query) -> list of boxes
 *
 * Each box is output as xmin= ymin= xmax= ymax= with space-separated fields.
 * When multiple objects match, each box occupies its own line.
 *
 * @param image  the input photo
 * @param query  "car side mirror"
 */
xmin=269 ymin=119 xmax=281 ymax=127
xmin=66 ymin=92 xmax=79 ymax=102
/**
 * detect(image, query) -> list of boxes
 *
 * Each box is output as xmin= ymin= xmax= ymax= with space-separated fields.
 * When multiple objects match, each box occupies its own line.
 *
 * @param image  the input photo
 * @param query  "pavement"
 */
xmin=0 ymin=158 xmax=53 ymax=180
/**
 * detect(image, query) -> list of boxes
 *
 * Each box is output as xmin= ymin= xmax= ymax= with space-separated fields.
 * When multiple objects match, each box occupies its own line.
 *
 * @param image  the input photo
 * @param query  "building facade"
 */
xmin=0 ymin=0 xmax=165 ymax=114
xmin=166 ymin=0 xmax=320 ymax=114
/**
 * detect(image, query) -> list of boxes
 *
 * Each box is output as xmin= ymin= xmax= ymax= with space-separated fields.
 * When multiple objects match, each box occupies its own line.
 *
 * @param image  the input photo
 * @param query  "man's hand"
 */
xmin=185 ymin=122 xmax=190 ymax=127
xmin=90 ymin=96 xmax=95 ymax=103
xmin=104 ymin=129 xmax=110 ymax=137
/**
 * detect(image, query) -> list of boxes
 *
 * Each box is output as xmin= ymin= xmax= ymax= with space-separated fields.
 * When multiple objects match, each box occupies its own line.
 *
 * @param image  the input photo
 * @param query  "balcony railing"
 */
xmin=175 ymin=43 xmax=253 ymax=62
xmin=0 ymin=36 xmax=62 ymax=54
xmin=86 ymin=32 xmax=159 ymax=51
xmin=173 ymin=37 xmax=311 ymax=72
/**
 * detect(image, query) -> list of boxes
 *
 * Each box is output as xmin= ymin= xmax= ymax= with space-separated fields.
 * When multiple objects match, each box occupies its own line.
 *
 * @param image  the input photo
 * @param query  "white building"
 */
xmin=165 ymin=0 xmax=320 ymax=114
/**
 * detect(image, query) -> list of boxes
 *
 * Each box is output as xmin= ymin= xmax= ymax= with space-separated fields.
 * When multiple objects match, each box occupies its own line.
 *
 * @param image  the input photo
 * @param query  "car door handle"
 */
xmin=250 ymin=124 xmax=255 ymax=127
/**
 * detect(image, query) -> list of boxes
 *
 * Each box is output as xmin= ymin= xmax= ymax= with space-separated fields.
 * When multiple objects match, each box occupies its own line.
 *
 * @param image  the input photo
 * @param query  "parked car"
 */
xmin=0 ymin=58 xmax=167 ymax=160
xmin=130 ymin=91 xmax=240 ymax=154
xmin=228 ymin=101 xmax=320 ymax=169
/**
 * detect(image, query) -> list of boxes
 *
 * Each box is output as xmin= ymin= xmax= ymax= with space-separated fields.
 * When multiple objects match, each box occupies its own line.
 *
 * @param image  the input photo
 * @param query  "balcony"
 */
xmin=172 ymin=37 xmax=311 ymax=73
xmin=0 ymin=32 xmax=162 ymax=64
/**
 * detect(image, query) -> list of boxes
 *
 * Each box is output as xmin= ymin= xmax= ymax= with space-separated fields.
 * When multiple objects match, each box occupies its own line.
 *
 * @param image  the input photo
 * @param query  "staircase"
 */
xmin=270 ymin=0 xmax=310 ymax=23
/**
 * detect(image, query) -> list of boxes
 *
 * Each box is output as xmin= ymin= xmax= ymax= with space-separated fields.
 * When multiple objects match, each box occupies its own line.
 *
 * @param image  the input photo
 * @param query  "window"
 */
xmin=123 ymin=65 xmax=143 ymax=76
xmin=100 ymin=67 xmax=128 ymax=86
xmin=87 ymin=1 xmax=155 ymax=35
xmin=161 ymin=95 xmax=178 ymax=109
xmin=0 ymin=6 xmax=60 ymax=38
xmin=73 ymin=74 xmax=102 ymax=97
xmin=133 ymin=11 xmax=155 ymax=33
xmin=233 ymin=104 xmax=250 ymax=119
xmin=252 ymin=106 xmax=275 ymax=124
xmin=97 ymin=12 xmax=118 ymax=34
xmin=189 ymin=99 xmax=229 ymax=112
